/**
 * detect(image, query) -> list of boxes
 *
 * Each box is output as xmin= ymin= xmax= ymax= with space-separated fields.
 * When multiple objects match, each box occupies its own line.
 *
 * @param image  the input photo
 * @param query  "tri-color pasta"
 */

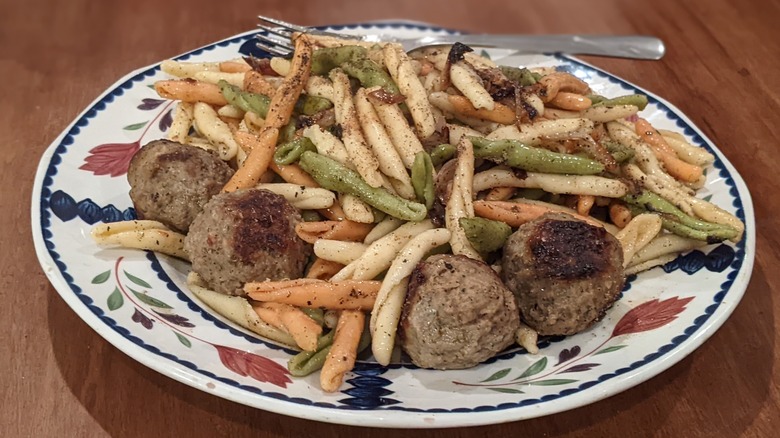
xmin=90 ymin=32 xmax=744 ymax=393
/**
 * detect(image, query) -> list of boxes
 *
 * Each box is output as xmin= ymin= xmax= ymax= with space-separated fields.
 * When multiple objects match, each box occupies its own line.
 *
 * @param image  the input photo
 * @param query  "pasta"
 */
xmin=92 ymin=34 xmax=745 ymax=393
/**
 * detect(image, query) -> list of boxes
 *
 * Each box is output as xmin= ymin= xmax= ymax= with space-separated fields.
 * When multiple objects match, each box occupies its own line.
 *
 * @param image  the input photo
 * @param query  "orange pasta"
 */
xmin=484 ymin=187 xmax=517 ymax=201
xmin=539 ymin=72 xmax=589 ymax=102
xmin=243 ymin=70 xmax=277 ymax=96
xmin=609 ymin=201 xmax=633 ymax=228
xmin=576 ymin=195 xmax=596 ymax=216
xmin=254 ymin=303 xmax=323 ymax=351
xmin=306 ymin=258 xmax=345 ymax=280
xmin=320 ymin=310 xmax=365 ymax=392
xmin=154 ymin=80 xmax=227 ymax=106
xmin=219 ymin=61 xmax=252 ymax=73
xmin=548 ymin=92 xmax=592 ymax=111
xmin=295 ymin=220 xmax=374 ymax=244
xmin=473 ymin=200 xmax=605 ymax=228
xmin=245 ymin=280 xmax=381 ymax=310
xmin=270 ymin=162 xmax=318 ymax=187
xmin=263 ymin=36 xmax=313 ymax=129
xmin=252 ymin=303 xmax=287 ymax=332
xmin=635 ymin=118 xmax=703 ymax=183
xmin=222 ymin=128 xmax=279 ymax=192
xmin=447 ymin=94 xmax=516 ymax=124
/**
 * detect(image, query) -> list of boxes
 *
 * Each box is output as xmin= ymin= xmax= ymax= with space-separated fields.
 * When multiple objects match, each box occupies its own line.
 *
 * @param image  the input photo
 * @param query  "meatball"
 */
xmin=398 ymin=254 xmax=520 ymax=370
xmin=184 ymin=189 xmax=311 ymax=296
xmin=501 ymin=212 xmax=624 ymax=336
xmin=128 ymin=139 xmax=234 ymax=233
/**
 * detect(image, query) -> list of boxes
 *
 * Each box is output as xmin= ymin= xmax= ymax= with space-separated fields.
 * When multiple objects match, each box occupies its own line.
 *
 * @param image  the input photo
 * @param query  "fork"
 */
xmin=256 ymin=16 xmax=665 ymax=60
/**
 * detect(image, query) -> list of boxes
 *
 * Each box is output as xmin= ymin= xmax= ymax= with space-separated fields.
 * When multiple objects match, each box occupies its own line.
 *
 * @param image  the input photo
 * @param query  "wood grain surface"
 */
xmin=3 ymin=0 xmax=778 ymax=436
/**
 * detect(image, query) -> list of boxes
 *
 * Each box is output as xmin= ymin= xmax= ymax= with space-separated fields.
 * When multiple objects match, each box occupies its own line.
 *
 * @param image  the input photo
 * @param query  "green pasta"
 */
xmin=298 ymin=151 xmax=428 ymax=222
xmin=470 ymin=137 xmax=605 ymax=175
xmin=459 ymin=217 xmax=513 ymax=254
xmin=274 ymin=137 xmax=317 ymax=165
xmin=411 ymin=151 xmax=435 ymax=210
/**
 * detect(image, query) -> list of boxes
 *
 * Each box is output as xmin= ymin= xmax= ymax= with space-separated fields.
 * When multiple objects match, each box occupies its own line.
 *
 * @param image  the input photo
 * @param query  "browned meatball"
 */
xmin=128 ymin=139 xmax=234 ymax=233
xmin=501 ymin=212 xmax=624 ymax=336
xmin=184 ymin=189 xmax=311 ymax=296
xmin=399 ymin=254 xmax=520 ymax=370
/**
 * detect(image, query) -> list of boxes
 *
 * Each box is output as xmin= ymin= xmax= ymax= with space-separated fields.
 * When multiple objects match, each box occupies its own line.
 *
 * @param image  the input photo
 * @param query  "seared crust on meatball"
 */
xmin=399 ymin=254 xmax=520 ymax=370
xmin=184 ymin=189 xmax=311 ymax=296
xmin=501 ymin=212 xmax=624 ymax=336
xmin=128 ymin=139 xmax=234 ymax=233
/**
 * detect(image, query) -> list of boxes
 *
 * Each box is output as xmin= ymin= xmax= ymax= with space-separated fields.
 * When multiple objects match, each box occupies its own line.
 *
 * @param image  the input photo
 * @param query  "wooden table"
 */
xmin=4 ymin=0 xmax=778 ymax=436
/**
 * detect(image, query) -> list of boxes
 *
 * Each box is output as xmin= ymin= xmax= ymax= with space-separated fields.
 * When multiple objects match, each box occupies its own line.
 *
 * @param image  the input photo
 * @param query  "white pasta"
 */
xmin=187 ymin=273 xmax=298 ymax=348
xmin=330 ymin=69 xmax=385 ymax=187
xmin=192 ymin=102 xmax=239 ymax=160
xmin=193 ymin=71 xmax=245 ymax=88
xmin=167 ymin=102 xmax=194 ymax=143
xmin=354 ymin=87 xmax=416 ymax=199
xmin=450 ymin=61 xmax=494 ymax=110
xmin=473 ymin=168 xmax=630 ymax=198
xmin=659 ymin=129 xmax=715 ymax=166
xmin=305 ymin=76 xmax=334 ymax=101
xmin=91 ymin=220 xmax=187 ymax=260
xmin=216 ymin=104 xmax=245 ymax=119
xmin=255 ymin=183 xmax=336 ymax=210
xmin=160 ymin=60 xmax=220 ymax=77
xmin=339 ymin=193 xmax=375 ymax=224
xmin=269 ymin=57 xmax=291 ymax=76
xmin=332 ymin=220 xmax=435 ymax=282
xmin=447 ymin=123 xmax=482 ymax=146
xmin=626 ymin=234 xmax=707 ymax=272
xmin=487 ymin=118 xmax=595 ymax=145
xmin=616 ymin=214 xmax=663 ymax=267
xmin=303 ymin=124 xmax=352 ymax=167
xmin=370 ymin=227 xmax=451 ymax=365
xmin=446 ymin=138 xmax=481 ymax=259
xmin=515 ymin=323 xmax=540 ymax=354
xmin=363 ymin=217 xmax=404 ymax=245
xmin=545 ymin=105 xmax=639 ymax=123
xmin=383 ymin=43 xmax=437 ymax=138
xmin=371 ymin=99 xmax=425 ymax=169
xmin=313 ymin=240 xmax=369 ymax=265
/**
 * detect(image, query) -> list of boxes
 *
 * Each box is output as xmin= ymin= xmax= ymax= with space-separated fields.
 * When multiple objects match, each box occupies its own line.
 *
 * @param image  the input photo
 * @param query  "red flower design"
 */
xmin=79 ymin=141 xmax=140 ymax=177
xmin=612 ymin=296 xmax=695 ymax=337
xmin=215 ymin=345 xmax=292 ymax=388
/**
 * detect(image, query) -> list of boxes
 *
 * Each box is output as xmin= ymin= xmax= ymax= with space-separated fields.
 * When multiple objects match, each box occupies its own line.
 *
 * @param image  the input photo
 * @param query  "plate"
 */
xmin=32 ymin=22 xmax=755 ymax=428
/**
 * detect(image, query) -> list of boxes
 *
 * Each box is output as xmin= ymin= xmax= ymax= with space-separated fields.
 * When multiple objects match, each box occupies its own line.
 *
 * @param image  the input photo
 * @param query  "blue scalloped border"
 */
xmin=37 ymin=23 xmax=747 ymax=415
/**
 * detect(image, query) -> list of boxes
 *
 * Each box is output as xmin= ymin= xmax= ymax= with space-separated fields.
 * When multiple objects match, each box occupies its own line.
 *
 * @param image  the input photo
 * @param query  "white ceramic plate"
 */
xmin=32 ymin=23 xmax=755 ymax=428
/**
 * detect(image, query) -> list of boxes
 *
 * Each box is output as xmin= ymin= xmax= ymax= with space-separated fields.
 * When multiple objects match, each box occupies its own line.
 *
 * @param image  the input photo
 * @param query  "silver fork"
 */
xmin=256 ymin=16 xmax=665 ymax=60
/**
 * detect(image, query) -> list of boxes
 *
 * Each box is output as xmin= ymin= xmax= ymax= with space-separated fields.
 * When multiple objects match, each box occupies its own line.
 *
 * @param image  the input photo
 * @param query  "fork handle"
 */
xmin=414 ymin=34 xmax=665 ymax=60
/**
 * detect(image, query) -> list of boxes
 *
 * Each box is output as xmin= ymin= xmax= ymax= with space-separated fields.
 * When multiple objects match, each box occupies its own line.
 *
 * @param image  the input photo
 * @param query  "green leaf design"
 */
xmin=594 ymin=345 xmax=627 ymax=355
xmin=513 ymin=357 xmax=548 ymax=381
xmin=92 ymin=270 xmax=111 ymax=284
xmin=124 ymin=271 xmax=151 ymax=288
xmin=703 ymin=194 xmax=713 ymax=202
xmin=107 ymin=287 xmax=124 ymax=311
xmin=488 ymin=387 xmax=524 ymax=394
xmin=175 ymin=332 xmax=192 ymax=348
xmin=128 ymin=287 xmax=173 ymax=309
xmin=480 ymin=49 xmax=491 ymax=60
xmin=529 ymin=379 xmax=578 ymax=386
xmin=481 ymin=368 xmax=511 ymax=383
xmin=123 ymin=121 xmax=148 ymax=131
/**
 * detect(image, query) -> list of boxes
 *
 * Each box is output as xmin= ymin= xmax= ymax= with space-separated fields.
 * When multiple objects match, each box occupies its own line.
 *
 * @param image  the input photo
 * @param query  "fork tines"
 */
xmin=256 ymin=15 xmax=347 ymax=57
